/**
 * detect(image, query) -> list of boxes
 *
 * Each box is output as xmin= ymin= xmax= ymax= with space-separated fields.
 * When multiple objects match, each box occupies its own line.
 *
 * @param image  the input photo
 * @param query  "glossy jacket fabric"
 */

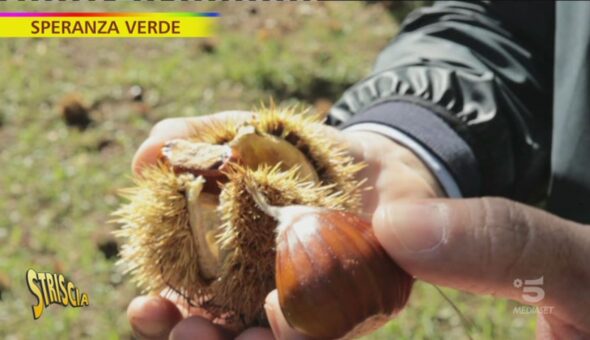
xmin=330 ymin=1 xmax=590 ymax=223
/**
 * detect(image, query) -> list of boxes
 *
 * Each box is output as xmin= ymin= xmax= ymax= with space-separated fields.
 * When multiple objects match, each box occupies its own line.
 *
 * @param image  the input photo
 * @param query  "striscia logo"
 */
xmin=26 ymin=269 xmax=89 ymax=319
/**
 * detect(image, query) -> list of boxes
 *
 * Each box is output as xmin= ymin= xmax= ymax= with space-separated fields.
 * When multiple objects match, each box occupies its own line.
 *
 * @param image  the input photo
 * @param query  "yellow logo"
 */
xmin=26 ymin=269 xmax=89 ymax=319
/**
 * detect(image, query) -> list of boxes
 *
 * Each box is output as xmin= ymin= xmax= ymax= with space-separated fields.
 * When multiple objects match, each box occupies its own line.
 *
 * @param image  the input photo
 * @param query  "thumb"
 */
xmin=264 ymin=290 xmax=310 ymax=340
xmin=372 ymin=198 xmax=590 ymax=308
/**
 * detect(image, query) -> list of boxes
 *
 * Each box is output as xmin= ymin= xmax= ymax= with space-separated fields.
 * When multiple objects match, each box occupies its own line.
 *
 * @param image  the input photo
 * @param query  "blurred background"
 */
xmin=0 ymin=1 xmax=536 ymax=339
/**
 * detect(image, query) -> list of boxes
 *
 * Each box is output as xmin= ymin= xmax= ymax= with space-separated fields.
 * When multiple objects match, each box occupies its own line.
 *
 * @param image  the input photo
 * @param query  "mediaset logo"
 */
xmin=26 ymin=269 xmax=89 ymax=320
xmin=512 ymin=276 xmax=554 ymax=315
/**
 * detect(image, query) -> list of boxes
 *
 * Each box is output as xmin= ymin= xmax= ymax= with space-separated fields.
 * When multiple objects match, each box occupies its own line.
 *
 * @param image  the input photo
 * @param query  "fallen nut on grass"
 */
xmin=113 ymin=107 xmax=412 ymax=336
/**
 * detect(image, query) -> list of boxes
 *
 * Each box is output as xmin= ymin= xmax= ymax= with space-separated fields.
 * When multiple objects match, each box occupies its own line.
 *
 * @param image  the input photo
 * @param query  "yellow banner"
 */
xmin=0 ymin=13 xmax=217 ymax=38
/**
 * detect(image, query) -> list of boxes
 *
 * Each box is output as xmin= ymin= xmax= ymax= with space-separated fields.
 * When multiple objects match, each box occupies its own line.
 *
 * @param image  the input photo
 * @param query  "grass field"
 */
xmin=0 ymin=2 xmax=536 ymax=339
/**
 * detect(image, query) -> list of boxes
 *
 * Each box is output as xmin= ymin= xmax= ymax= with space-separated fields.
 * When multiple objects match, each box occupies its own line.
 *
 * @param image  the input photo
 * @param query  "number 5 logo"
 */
xmin=515 ymin=276 xmax=545 ymax=303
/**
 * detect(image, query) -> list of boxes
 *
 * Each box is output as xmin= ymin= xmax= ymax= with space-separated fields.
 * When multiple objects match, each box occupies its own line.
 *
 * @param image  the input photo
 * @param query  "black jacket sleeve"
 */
xmin=329 ymin=1 xmax=554 ymax=199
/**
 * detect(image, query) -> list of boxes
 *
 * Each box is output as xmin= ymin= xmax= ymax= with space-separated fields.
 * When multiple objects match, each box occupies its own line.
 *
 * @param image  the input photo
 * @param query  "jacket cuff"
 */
xmin=338 ymin=100 xmax=481 ymax=197
xmin=343 ymin=123 xmax=462 ymax=198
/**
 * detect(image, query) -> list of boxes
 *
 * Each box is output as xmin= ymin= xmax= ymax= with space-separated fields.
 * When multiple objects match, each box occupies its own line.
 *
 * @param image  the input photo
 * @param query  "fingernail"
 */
xmin=376 ymin=202 xmax=448 ymax=253
xmin=130 ymin=313 xmax=169 ymax=340
xmin=127 ymin=296 xmax=182 ymax=340
xmin=132 ymin=322 xmax=167 ymax=340
xmin=264 ymin=303 xmax=281 ymax=340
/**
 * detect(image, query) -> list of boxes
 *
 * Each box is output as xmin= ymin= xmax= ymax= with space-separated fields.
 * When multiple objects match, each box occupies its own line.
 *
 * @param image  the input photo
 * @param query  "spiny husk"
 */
xmin=113 ymin=105 xmax=365 ymax=328
xmin=113 ymin=166 xmax=202 ymax=294
xmin=208 ymin=164 xmax=360 ymax=326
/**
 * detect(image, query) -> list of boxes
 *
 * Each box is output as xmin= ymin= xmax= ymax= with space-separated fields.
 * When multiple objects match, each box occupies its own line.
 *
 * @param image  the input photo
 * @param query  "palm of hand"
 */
xmin=127 ymin=112 xmax=443 ymax=340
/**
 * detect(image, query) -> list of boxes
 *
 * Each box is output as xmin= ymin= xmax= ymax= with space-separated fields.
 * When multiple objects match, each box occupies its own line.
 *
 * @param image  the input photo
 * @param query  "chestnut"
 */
xmin=249 ymin=190 xmax=414 ymax=339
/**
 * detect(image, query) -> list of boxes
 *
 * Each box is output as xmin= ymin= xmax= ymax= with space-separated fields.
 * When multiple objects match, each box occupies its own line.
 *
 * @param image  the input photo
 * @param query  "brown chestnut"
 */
xmin=247 ymin=186 xmax=413 ymax=340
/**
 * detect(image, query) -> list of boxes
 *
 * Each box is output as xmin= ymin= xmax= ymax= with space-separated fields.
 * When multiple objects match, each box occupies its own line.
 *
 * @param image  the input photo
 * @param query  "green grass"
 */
xmin=0 ymin=1 xmax=535 ymax=339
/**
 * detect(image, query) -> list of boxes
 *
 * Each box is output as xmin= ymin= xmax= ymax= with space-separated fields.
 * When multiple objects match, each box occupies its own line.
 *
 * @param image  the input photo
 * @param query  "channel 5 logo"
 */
xmin=513 ymin=276 xmax=544 ymax=303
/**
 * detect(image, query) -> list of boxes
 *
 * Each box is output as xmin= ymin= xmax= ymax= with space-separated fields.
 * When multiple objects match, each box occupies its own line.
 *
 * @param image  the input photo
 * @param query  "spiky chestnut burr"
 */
xmin=113 ymin=107 xmax=365 ymax=331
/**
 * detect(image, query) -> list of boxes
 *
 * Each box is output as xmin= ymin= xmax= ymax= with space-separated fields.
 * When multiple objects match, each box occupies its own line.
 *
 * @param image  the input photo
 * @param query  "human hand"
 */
xmin=266 ymin=197 xmax=590 ymax=339
xmin=126 ymin=111 xmax=443 ymax=339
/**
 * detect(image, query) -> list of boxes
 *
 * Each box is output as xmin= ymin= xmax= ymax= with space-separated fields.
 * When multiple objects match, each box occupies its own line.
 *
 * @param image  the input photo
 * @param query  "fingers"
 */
xmin=169 ymin=316 xmax=233 ymax=340
xmin=235 ymin=328 xmax=275 ymax=340
xmin=132 ymin=117 xmax=198 ymax=175
xmin=127 ymin=295 xmax=183 ymax=339
xmin=159 ymin=288 xmax=216 ymax=320
xmin=128 ymin=293 xmax=238 ymax=340
xmin=264 ymin=290 xmax=309 ymax=340
xmin=536 ymin=314 xmax=586 ymax=340
xmin=372 ymin=198 xmax=590 ymax=309
xmin=132 ymin=111 xmax=254 ymax=175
